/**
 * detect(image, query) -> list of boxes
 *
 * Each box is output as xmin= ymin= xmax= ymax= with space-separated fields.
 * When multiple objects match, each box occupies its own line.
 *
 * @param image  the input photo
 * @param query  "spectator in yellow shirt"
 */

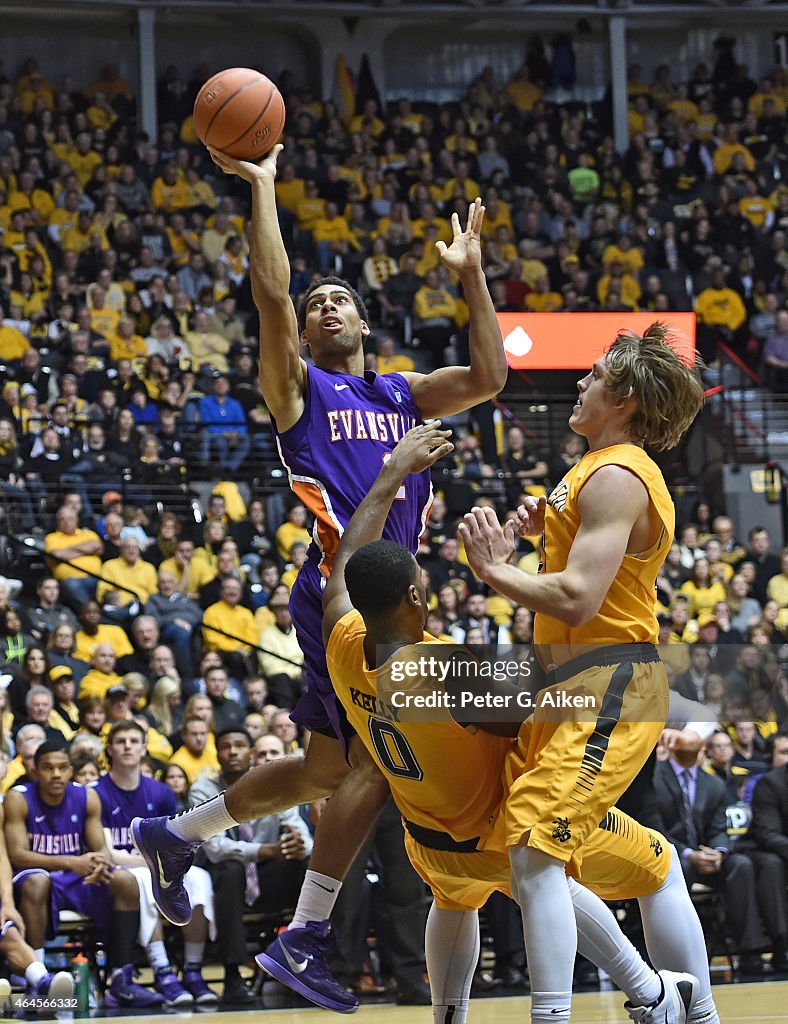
xmin=311 ymin=202 xmax=353 ymax=276
xmin=73 ymin=599 xmax=134 ymax=662
xmin=596 ymin=262 xmax=642 ymax=310
xmin=506 ymin=65 xmax=542 ymax=111
xmin=376 ymin=335 xmax=415 ymax=375
xmin=87 ymin=286 xmax=121 ymax=339
xmin=44 ymin=506 xmax=103 ymax=608
xmin=349 ymin=99 xmax=386 ymax=137
xmin=295 ymin=181 xmax=326 ymax=239
xmin=109 ymin=317 xmax=147 ymax=365
xmin=275 ymin=503 xmax=311 ymax=562
xmin=713 ymin=126 xmax=755 ymax=175
xmin=748 ymin=78 xmax=786 ymax=118
xmin=525 ymin=275 xmax=563 ymax=313
xmin=168 ymin=716 xmax=220 ymax=786
xmin=65 ymin=132 xmax=103 ymax=188
xmin=202 ymin=577 xmax=257 ymax=658
xmin=695 ymin=268 xmax=747 ymax=356
xmin=150 ymin=164 xmax=190 ymax=212
xmin=96 ymin=537 xmax=158 ymax=606
xmin=79 ymin=643 xmax=123 ymax=700
xmin=8 ymin=170 xmax=55 ymax=227
xmin=602 ymin=234 xmax=644 ymax=277
xmin=739 ymin=179 xmax=774 ymax=229
xmin=412 ymin=269 xmax=459 ymax=366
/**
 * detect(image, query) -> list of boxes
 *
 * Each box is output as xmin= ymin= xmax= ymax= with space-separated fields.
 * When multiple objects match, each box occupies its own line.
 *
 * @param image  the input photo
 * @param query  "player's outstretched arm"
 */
xmin=322 ymin=423 xmax=453 ymax=643
xmin=209 ymin=144 xmax=305 ymax=430
xmin=401 ymin=199 xmax=507 ymax=418
xmin=459 ymin=465 xmax=649 ymax=625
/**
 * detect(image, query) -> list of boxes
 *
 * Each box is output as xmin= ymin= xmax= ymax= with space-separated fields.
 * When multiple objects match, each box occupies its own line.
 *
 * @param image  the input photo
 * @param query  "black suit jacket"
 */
xmin=748 ymin=764 xmax=788 ymax=865
xmin=654 ymin=760 xmax=728 ymax=857
xmin=673 ymin=673 xmax=703 ymax=702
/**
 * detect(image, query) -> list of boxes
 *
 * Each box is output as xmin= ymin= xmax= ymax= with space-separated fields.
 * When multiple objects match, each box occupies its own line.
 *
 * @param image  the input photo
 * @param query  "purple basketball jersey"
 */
xmin=11 ymin=781 xmax=113 ymax=935
xmin=91 ymin=774 xmax=176 ymax=853
xmin=273 ymin=365 xmax=433 ymax=742
xmin=272 ymin=365 xmax=433 ymax=576
xmin=16 ymin=780 xmax=86 ymax=857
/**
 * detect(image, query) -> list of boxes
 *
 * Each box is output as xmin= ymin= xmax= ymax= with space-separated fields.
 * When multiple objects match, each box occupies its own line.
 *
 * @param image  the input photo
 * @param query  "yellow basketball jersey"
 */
xmin=535 ymin=445 xmax=674 ymax=653
xmin=326 ymin=610 xmax=511 ymax=847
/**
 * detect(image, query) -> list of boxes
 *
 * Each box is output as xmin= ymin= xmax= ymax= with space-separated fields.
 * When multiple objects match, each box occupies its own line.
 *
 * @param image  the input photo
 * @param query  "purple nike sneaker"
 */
xmin=130 ymin=816 xmax=199 ymax=926
xmin=256 ymin=921 xmax=358 ymax=1014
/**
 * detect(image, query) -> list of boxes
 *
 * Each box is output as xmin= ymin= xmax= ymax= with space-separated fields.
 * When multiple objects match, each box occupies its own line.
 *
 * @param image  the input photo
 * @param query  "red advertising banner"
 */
xmin=499 ymin=312 xmax=697 ymax=370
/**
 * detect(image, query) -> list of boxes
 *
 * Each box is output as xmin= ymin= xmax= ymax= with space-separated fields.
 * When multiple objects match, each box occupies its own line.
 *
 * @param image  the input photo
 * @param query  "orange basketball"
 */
xmin=193 ymin=68 xmax=286 ymax=161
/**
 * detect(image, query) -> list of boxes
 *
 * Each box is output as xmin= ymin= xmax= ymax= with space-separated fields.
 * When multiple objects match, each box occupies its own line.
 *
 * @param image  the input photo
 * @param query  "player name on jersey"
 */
xmin=30 ymin=831 xmax=81 ymax=855
xmin=326 ymin=408 xmax=415 ymax=444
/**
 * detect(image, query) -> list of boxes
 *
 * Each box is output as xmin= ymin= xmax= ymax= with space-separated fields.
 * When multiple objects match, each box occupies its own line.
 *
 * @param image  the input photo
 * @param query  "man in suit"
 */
xmin=747 ymin=735 xmax=788 ymax=971
xmin=655 ymin=748 xmax=771 ymax=976
xmin=673 ymin=644 xmax=714 ymax=703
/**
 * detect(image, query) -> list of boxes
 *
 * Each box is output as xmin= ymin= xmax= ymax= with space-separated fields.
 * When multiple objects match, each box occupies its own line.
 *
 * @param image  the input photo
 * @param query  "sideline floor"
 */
xmin=42 ymin=980 xmax=788 ymax=1023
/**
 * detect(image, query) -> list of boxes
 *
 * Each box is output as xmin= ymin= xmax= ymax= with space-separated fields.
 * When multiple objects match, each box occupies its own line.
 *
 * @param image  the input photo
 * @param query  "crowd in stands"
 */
xmin=0 ymin=31 xmax=786 ymax=1002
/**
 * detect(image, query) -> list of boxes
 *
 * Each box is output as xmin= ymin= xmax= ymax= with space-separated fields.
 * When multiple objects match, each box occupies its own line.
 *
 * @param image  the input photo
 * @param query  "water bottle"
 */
xmin=93 ymin=946 xmax=107 ymax=1008
xmin=70 ymin=953 xmax=90 ymax=1016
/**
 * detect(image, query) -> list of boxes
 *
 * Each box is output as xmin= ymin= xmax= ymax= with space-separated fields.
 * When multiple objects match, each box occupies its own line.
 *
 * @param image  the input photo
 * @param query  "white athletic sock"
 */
xmin=25 ymin=962 xmax=46 ymax=986
xmin=145 ymin=939 xmax=170 ymax=972
xmin=688 ymin=993 xmax=721 ymax=1024
xmin=530 ymin=991 xmax=572 ymax=1022
xmin=34 ymin=949 xmax=44 ymax=963
xmin=639 ymin=845 xmax=717 ymax=1020
xmin=510 ymin=845 xmax=576 ymax=1024
xmin=289 ymin=870 xmax=342 ymax=928
xmin=425 ymin=903 xmax=479 ymax=1024
xmin=567 ymin=877 xmax=661 ymax=1006
xmin=167 ymin=793 xmax=239 ymax=843
xmin=184 ymin=941 xmax=205 ymax=967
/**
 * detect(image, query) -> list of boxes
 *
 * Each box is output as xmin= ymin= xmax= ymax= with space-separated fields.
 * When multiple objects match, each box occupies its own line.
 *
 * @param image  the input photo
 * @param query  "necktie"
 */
xmin=238 ymin=822 xmax=260 ymax=905
xmin=679 ymin=769 xmax=700 ymax=852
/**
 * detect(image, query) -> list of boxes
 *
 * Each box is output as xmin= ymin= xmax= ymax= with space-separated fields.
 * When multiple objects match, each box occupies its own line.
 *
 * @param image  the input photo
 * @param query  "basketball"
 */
xmin=193 ymin=67 xmax=286 ymax=161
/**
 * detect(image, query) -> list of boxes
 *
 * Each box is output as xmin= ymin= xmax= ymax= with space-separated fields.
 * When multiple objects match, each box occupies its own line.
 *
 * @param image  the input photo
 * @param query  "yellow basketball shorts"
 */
xmin=504 ymin=647 xmax=668 ymax=871
xmin=404 ymin=807 xmax=670 ymax=912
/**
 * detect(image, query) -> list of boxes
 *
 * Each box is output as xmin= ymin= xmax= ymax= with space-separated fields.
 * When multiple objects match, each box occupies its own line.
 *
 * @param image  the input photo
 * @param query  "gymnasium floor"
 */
xmin=4 ymin=981 xmax=784 ymax=1023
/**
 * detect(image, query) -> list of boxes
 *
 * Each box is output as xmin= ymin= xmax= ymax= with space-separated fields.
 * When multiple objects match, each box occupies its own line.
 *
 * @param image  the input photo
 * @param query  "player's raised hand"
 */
xmin=387 ymin=422 xmax=454 ymax=476
xmin=515 ymin=495 xmax=546 ymax=537
xmin=436 ymin=197 xmax=484 ymax=275
xmin=458 ymin=506 xmax=516 ymax=580
xmin=208 ymin=142 xmax=283 ymax=183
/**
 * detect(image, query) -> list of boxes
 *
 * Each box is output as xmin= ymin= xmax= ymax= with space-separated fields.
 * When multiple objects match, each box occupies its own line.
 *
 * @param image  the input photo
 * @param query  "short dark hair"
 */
xmin=296 ymin=276 xmax=369 ymax=333
xmin=215 ymin=727 xmax=253 ymax=747
xmin=34 ymin=740 xmax=69 ymax=767
xmin=106 ymin=720 xmax=146 ymax=746
xmin=345 ymin=540 xmax=417 ymax=618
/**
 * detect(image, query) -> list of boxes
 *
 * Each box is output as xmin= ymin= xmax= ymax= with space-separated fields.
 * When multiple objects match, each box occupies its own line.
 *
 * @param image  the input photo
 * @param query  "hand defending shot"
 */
xmin=387 ymin=421 xmax=454 ymax=477
xmin=436 ymin=198 xmax=485 ymax=276
xmin=458 ymin=506 xmax=516 ymax=581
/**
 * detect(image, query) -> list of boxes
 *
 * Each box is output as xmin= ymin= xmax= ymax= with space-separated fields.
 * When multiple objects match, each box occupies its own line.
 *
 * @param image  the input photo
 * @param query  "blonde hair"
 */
xmin=603 ymin=322 xmax=705 ymax=451
xmin=148 ymin=675 xmax=181 ymax=735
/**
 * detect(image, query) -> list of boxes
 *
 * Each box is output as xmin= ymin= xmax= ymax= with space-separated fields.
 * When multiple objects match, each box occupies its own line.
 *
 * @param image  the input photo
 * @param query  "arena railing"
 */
xmin=19 ymin=540 xmax=305 ymax=669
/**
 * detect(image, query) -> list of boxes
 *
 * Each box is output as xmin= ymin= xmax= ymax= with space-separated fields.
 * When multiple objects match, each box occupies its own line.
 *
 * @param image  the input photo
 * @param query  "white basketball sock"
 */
xmin=289 ymin=870 xmax=343 ymax=928
xmin=167 ymin=794 xmax=239 ymax=842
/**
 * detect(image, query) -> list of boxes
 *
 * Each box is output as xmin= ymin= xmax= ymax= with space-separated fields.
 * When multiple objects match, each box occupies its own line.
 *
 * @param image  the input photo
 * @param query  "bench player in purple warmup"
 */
xmin=5 ymin=742 xmax=161 ymax=1008
xmin=132 ymin=140 xmax=507 ymax=1011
